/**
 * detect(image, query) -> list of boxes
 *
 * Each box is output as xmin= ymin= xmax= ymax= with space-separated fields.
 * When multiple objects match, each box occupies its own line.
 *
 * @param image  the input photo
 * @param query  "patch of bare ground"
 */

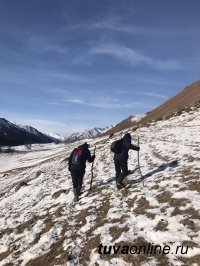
xmin=26 ymin=234 xmax=69 ymax=266
xmin=52 ymin=189 xmax=69 ymax=199
xmin=132 ymin=196 xmax=156 ymax=219
xmin=0 ymin=227 xmax=13 ymax=240
xmin=96 ymin=238 xmax=171 ymax=266
xmin=178 ymin=254 xmax=200 ymax=266
xmin=126 ymin=195 xmax=137 ymax=209
xmin=151 ymin=147 xmax=170 ymax=162
xmin=0 ymin=214 xmax=50 ymax=263
xmin=26 ymin=213 xmax=73 ymax=266
xmin=109 ymin=223 xmax=129 ymax=242
xmin=154 ymin=220 xmax=168 ymax=231
xmin=0 ymin=247 xmax=12 ymax=262
xmin=187 ymin=181 xmax=200 ymax=193
xmin=78 ymin=234 xmax=101 ymax=266
xmin=75 ymin=207 xmax=93 ymax=227
xmin=179 ymin=168 xmax=199 ymax=187
xmin=180 ymin=217 xmax=199 ymax=233
xmin=134 ymin=196 xmax=150 ymax=215
xmin=173 ymin=207 xmax=200 ymax=229
xmin=186 ymin=155 xmax=199 ymax=163
xmin=157 ymin=191 xmax=180 ymax=205
xmin=151 ymin=184 xmax=160 ymax=190
xmin=31 ymin=216 xmax=55 ymax=245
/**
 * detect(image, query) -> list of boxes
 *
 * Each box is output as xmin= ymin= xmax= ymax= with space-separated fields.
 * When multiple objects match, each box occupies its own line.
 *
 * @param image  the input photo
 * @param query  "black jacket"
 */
xmin=114 ymin=135 xmax=139 ymax=162
xmin=68 ymin=143 xmax=94 ymax=170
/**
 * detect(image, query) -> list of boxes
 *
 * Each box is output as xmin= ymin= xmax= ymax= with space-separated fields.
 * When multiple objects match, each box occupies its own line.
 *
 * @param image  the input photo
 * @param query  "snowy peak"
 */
xmin=65 ymin=126 xmax=112 ymax=143
xmin=45 ymin=132 xmax=67 ymax=142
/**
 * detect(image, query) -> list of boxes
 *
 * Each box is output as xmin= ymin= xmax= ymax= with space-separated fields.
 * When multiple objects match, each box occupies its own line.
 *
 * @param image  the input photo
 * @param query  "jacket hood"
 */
xmin=78 ymin=142 xmax=90 ymax=149
xmin=124 ymin=133 xmax=131 ymax=140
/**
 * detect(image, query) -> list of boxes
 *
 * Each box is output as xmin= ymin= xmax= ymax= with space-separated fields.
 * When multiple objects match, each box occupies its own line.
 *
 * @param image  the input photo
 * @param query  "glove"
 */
xmin=92 ymin=155 xmax=96 ymax=160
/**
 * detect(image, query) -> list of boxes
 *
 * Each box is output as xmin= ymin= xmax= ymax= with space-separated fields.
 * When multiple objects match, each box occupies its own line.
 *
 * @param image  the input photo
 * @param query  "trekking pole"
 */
xmin=137 ymin=136 xmax=145 ymax=187
xmin=90 ymin=146 xmax=96 ymax=190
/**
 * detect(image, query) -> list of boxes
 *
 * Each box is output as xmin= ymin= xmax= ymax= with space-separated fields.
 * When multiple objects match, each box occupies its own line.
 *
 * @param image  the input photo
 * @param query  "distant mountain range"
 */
xmin=64 ymin=126 xmax=112 ymax=143
xmin=0 ymin=119 xmax=53 ymax=146
xmin=0 ymin=118 xmax=112 ymax=146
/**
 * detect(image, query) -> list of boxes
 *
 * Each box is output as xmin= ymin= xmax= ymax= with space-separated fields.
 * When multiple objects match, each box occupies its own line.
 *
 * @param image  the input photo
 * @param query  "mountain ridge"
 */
xmin=102 ymin=79 xmax=200 ymax=136
xmin=0 ymin=118 xmax=54 ymax=146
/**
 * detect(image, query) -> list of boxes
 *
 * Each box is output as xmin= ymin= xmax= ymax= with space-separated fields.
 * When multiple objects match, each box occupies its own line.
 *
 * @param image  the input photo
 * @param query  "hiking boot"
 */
xmin=116 ymin=182 xmax=125 ymax=190
xmin=73 ymin=188 xmax=79 ymax=202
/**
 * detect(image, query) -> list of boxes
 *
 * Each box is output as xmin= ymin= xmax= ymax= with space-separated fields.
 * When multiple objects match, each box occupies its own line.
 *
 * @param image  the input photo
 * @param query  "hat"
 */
xmin=124 ymin=133 xmax=131 ymax=139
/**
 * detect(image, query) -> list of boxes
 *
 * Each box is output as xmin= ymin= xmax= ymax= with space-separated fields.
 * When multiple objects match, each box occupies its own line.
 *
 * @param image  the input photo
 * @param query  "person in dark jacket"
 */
xmin=68 ymin=143 xmax=95 ymax=201
xmin=114 ymin=133 xmax=140 ymax=190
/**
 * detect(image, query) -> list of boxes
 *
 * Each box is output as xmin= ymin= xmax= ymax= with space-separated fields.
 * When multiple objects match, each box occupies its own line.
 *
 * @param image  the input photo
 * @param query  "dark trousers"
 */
xmin=114 ymin=159 xmax=128 ymax=183
xmin=70 ymin=167 xmax=85 ymax=190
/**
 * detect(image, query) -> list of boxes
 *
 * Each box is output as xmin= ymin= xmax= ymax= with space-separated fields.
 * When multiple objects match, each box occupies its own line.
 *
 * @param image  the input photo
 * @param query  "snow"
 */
xmin=66 ymin=126 xmax=112 ymax=142
xmin=45 ymin=132 xmax=67 ymax=142
xmin=0 ymin=107 xmax=200 ymax=265
xmin=131 ymin=114 xmax=146 ymax=123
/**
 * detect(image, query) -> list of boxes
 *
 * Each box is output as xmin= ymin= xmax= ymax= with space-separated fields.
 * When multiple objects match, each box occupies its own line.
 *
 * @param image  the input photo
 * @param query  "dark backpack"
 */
xmin=71 ymin=148 xmax=84 ymax=165
xmin=110 ymin=138 xmax=123 ymax=154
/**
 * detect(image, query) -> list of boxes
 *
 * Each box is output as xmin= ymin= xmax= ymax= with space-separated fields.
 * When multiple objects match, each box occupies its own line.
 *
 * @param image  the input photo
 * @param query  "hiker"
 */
xmin=68 ymin=142 xmax=95 ymax=201
xmin=112 ymin=133 xmax=140 ymax=190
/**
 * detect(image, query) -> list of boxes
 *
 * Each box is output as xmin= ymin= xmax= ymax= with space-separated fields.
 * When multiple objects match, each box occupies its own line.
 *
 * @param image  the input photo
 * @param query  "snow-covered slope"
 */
xmin=66 ymin=126 xmax=112 ymax=143
xmin=0 ymin=106 xmax=199 ymax=265
xmin=45 ymin=132 xmax=67 ymax=142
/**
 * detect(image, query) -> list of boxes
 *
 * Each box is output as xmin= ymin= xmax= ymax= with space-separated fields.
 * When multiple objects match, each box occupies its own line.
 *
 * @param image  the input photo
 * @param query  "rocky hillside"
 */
xmin=103 ymin=80 xmax=200 ymax=136
xmin=0 ymin=104 xmax=199 ymax=265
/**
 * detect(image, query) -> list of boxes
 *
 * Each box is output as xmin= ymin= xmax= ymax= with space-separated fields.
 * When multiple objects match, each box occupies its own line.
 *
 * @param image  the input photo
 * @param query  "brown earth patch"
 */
xmin=155 ymin=220 xmax=169 ymax=231
xmin=151 ymin=184 xmax=160 ymax=190
xmin=134 ymin=196 xmax=150 ymax=215
xmin=0 ymin=227 xmax=13 ymax=240
xmin=26 ymin=237 xmax=68 ymax=266
xmin=146 ymin=212 xmax=156 ymax=219
xmin=178 ymin=254 xmax=200 ymax=266
xmin=31 ymin=216 xmax=54 ymax=245
xmin=126 ymin=196 xmax=137 ymax=209
xmin=187 ymin=181 xmax=200 ymax=193
xmin=75 ymin=207 xmax=93 ymax=228
xmin=157 ymin=191 xmax=172 ymax=203
xmin=109 ymin=224 xmax=129 ymax=242
xmin=52 ymin=189 xmax=69 ymax=199
xmin=0 ymin=248 xmax=12 ymax=263
xmin=79 ymin=235 xmax=101 ymax=266
xmin=180 ymin=218 xmax=199 ymax=232
xmin=151 ymin=148 xmax=170 ymax=162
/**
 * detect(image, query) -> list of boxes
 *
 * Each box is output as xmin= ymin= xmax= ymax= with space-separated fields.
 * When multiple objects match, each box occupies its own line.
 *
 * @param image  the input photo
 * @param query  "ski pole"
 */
xmin=90 ymin=146 xmax=96 ymax=190
xmin=137 ymin=136 xmax=144 ymax=187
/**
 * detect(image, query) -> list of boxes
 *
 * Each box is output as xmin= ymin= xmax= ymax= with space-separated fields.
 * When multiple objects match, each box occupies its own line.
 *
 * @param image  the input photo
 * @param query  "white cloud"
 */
xmin=67 ymin=97 xmax=146 ymax=109
xmin=91 ymin=43 xmax=182 ymax=70
xmin=138 ymin=92 xmax=168 ymax=99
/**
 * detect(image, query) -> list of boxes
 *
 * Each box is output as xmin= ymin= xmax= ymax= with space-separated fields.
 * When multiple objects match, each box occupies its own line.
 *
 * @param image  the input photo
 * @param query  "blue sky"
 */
xmin=0 ymin=0 xmax=200 ymax=136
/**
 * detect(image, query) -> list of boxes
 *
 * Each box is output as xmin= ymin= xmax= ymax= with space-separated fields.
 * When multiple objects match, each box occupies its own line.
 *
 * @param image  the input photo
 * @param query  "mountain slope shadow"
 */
xmin=127 ymin=160 xmax=179 ymax=186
